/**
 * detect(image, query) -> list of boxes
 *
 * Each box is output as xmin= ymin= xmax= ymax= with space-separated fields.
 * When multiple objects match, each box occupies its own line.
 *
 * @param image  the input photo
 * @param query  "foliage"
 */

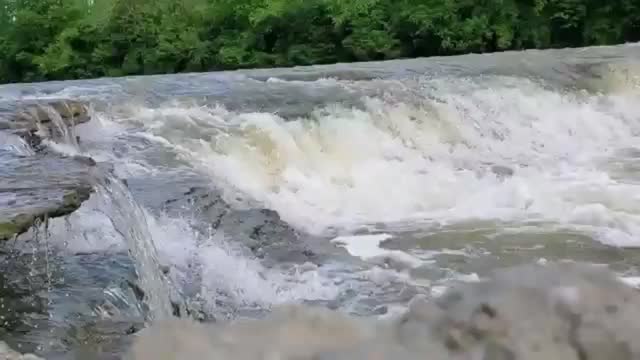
xmin=0 ymin=0 xmax=638 ymax=83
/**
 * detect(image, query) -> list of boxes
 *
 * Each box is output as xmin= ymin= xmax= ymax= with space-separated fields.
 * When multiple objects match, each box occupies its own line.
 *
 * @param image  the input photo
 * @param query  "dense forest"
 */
xmin=0 ymin=0 xmax=639 ymax=84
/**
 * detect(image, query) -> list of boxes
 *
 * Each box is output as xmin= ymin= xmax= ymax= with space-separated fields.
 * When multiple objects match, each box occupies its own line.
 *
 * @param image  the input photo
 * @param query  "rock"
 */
xmin=126 ymin=262 xmax=640 ymax=360
xmin=0 ymin=342 xmax=43 ymax=360
xmin=8 ymin=100 xmax=89 ymax=130
xmin=162 ymin=186 xmax=318 ymax=265
xmin=126 ymin=306 xmax=376 ymax=360
xmin=72 ymin=155 xmax=97 ymax=167
xmin=12 ymin=130 xmax=43 ymax=152
xmin=413 ymin=262 xmax=640 ymax=360
xmin=0 ymin=186 xmax=91 ymax=241
xmin=217 ymin=208 xmax=314 ymax=264
xmin=491 ymin=164 xmax=515 ymax=179
xmin=1 ymin=100 xmax=90 ymax=150
xmin=0 ymin=151 xmax=96 ymax=241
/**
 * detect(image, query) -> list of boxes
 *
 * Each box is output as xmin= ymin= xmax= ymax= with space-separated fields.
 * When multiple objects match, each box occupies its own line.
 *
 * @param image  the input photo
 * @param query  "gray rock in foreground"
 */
xmin=127 ymin=263 xmax=640 ymax=360
xmin=0 ymin=342 xmax=42 ymax=360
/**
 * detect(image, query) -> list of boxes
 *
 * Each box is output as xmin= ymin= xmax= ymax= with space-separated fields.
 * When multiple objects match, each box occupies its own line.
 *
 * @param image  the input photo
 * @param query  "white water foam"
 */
xmin=331 ymin=234 xmax=423 ymax=269
xmin=47 ymin=193 xmax=341 ymax=314
xmin=0 ymin=132 xmax=35 ymax=156
xmin=99 ymin=75 xmax=640 ymax=247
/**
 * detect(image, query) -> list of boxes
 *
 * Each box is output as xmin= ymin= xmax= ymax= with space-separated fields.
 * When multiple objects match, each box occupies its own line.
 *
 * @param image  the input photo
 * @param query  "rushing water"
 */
xmin=1 ymin=44 xmax=640 ymax=358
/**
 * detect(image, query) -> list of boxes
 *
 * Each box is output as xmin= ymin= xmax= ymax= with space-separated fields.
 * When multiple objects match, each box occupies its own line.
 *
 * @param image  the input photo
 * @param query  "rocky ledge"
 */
xmin=0 ymin=100 xmax=96 ymax=241
xmin=1 ymin=99 xmax=90 ymax=151
xmin=127 ymin=262 xmax=640 ymax=360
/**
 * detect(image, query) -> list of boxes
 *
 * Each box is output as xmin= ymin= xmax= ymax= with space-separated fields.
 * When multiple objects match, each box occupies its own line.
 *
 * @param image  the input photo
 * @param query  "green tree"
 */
xmin=0 ymin=0 xmax=639 ymax=84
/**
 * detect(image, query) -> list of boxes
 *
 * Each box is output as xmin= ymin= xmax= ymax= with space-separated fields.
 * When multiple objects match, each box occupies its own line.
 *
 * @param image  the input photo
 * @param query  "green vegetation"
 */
xmin=0 ymin=0 xmax=639 ymax=84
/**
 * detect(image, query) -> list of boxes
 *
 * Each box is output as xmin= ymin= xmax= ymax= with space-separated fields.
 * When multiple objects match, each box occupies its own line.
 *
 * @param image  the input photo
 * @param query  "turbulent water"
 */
xmin=1 ymin=44 xmax=640 ymax=358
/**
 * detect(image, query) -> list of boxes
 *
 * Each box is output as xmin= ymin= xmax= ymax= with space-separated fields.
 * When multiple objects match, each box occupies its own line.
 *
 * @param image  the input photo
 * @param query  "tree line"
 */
xmin=1 ymin=0 xmax=639 ymax=84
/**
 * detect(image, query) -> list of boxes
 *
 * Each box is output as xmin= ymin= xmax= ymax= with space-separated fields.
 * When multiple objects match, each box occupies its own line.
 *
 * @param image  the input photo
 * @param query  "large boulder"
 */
xmin=126 ymin=262 xmax=640 ymax=360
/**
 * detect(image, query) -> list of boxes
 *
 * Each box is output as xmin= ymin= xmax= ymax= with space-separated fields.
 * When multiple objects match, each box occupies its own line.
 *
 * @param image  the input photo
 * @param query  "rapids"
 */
xmin=1 ymin=43 xmax=640 ymax=359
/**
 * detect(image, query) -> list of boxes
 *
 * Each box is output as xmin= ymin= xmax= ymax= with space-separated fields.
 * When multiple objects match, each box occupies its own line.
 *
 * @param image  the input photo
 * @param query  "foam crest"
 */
xmin=107 ymin=76 xmax=640 ymax=247
xmin=46 ymin=195 xmax=341 ymax=314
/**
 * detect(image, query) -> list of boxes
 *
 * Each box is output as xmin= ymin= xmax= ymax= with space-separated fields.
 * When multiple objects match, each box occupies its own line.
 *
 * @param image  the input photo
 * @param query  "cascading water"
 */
xmin=93 ymin=176 xmax=176 ymax=322
xmin=43 ymin=106 xmax=179 ymax=323
xmin=1 ymin=43 xmax=640 ymax=359
xmin=0 ymin=132 xmax=35 ymax=156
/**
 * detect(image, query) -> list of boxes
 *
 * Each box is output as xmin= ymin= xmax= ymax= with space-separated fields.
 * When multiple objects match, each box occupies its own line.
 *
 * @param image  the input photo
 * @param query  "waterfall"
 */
xmin=94 ymin=175 xmax=175 ymax=322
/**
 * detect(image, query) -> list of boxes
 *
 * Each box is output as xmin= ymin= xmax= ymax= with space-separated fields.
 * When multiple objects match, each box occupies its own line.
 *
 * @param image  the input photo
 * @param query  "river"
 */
xmin=1 ymin=44 xmax=640 ymax=359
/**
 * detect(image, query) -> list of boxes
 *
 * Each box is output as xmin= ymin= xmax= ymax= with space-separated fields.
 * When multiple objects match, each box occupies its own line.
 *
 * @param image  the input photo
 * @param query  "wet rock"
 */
xmin=0 ymin=152 xmax=96 ymax=241
xmin=127 ymin=262 xmax=640 ymax=360
xmin=162 ymin=186 xmax=318 ymax=265
xmin=7 ymin=100 xmax=89 ymax=131
xmin=217 ymin=208 xmax=315 ymax=264
xmin=13 ymin=130 xmax=43 ymax=152
xmin=415 ymin=262 xmax=640 ymax=360
xmin=0 ymin=342 xmax=43 ymax=360
xmin=0 ymin=186 xmax=92 ymax=241
xmin=1 ymin=100 xmax=90 ymax=151
xmin=127 ymin=306 xmax=376 ymax=360
xmin=161 ymin=186 xmax=228 ymax=228
xmin=491 ymin=164 xmax=515 ymax=179
xmin=71 ymin=155 xmax=97 ymax=167
xmin=0 ymin=100 xmax=96 ymax=241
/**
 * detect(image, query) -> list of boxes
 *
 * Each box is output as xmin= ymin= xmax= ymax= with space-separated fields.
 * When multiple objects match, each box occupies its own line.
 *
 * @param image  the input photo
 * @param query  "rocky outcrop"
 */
xmin=0 ymin=342 xmax=42 ymax=360
xmin=0 ymin=100 xmax=96 ymax=241
xmin=4 ymin=100 xmax=89 ymax=131
xmin=162 ymin=186 xmax=319 ymax=265
xmin=126 ymin=262 xmax=640 ymax=360
xmin=0 ymin=149 xmax=97 ymax=241
xmin=0 ymin=186 xmax=92 ymax=241
xmin=1 ymin=100 xmax=89 ymax=150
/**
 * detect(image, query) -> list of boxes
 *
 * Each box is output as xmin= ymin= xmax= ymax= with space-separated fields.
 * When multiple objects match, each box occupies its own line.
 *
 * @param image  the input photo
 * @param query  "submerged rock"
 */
xmin=0 ymin=342 xmax=42 ymax=360
xmin=127 ymin=262 xmax=640 ymax=360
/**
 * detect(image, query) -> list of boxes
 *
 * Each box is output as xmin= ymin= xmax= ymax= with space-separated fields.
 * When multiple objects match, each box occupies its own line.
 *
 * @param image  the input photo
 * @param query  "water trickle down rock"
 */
xmin=2 ymin=100 xmax=90 ymax=151
xmin=126 ymin=262 xmax=640 ymax=360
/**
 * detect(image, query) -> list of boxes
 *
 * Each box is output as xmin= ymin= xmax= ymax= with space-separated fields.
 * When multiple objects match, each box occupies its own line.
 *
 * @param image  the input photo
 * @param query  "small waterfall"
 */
xmin=94 ymin=175 xmax=175 ymax=322
xmin=20 ymin=101 xmax=178 ymax=323
xmin=0 ymin=132 xmax=35 ymax=156
xmin=39 ymin=104 xmax=81 ymax=149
